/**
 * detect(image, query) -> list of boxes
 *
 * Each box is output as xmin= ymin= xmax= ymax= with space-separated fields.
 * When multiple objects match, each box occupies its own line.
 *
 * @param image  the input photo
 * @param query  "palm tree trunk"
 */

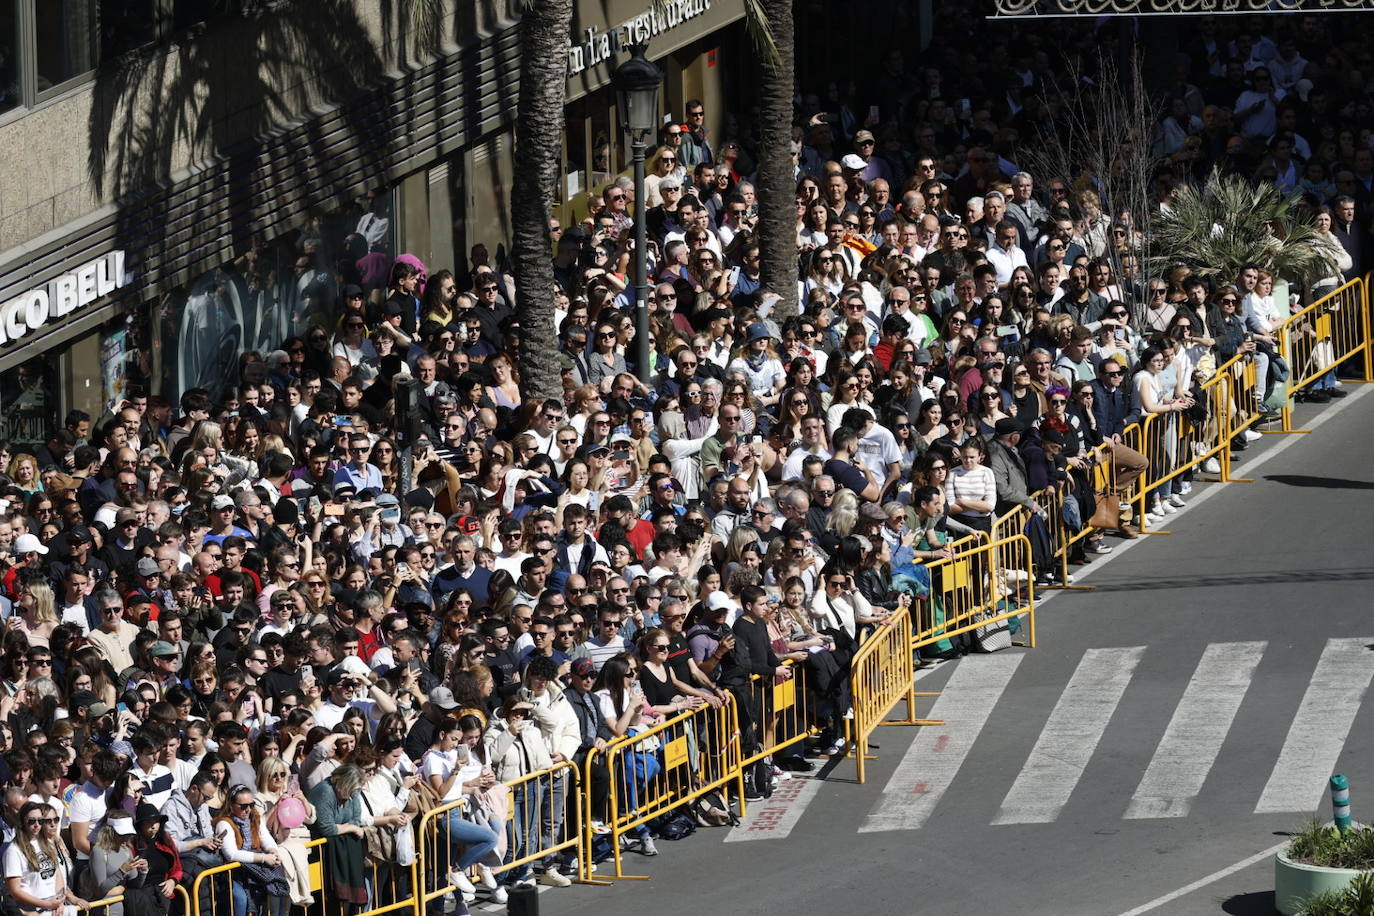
xmin=755 ymin=0 xmax=797 ymax=319
xmin=511 ymin=0 xmax=573 ymax=401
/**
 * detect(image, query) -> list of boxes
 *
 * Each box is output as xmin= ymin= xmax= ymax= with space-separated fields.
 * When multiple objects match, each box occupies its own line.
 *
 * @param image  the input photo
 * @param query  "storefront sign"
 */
xmin=568 ymin=0 xmax=712 ymax=76
xmin=0 ymin=250 xmax=128 ymax=346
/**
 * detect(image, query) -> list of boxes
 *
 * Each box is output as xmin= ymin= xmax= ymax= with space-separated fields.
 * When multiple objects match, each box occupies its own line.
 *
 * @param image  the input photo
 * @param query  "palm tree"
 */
xmin=1149 ymin=169 xmax=1336 ymax=289
xmin=753 ymin=0 xmax=795 ymax=318
xmin=510 ymin=0 xmax=574 ymax=401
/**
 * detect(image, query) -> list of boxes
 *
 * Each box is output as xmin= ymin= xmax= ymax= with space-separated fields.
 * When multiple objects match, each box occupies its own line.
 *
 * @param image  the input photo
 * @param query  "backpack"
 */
xmin=692 ymin=787 xmax=739 ymax=827
xmin=651 ymin=810 xmax=698 ymax=841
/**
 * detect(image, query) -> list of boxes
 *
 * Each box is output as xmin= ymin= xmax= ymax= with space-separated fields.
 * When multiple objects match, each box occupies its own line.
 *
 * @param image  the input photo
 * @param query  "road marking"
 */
xmin=1124 ymin=641 xmax=1266 ymax=819
xmin=992 ymin=646 xmax=1144 ymax=826
xmin=1114 ymin=840 xmax=1288 ymax=916
xmin=1255 ymin=636 xmax=1374 ymax=813
xmin=724 ymin=774 xmax=822 ymax=842
xmin=859 ymin=653 xmax=1023 ymax=833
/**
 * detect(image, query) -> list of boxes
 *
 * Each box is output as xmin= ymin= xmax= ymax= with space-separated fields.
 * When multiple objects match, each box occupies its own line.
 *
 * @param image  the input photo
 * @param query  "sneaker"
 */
xmin=825 ymin=738 xmax=847 ymax=756
xmin=537 ymin=869 xmax=572 ymax=888
xmin=450 ymin=870 xmax=476 ymax=897
xmin=1118 ymin=501 xmax=1131 ymax=511
xmin=477 ymin=865 xmax=498 ymax=891
xmin=1329 ymin=386 xmax=1348 ymax=399
xmin=1158 ymin=500 xmax=1178 ymax=514
xmin=1306 ymin=389 xmax=1332 ymax=403
xmin=1202 ymin=457 xmax=1221 ymax=474
xmin=1243 ymin=428 xmax=1263 ymax=441
xmin=590 ymin=819 xmax=611 ymax=835
xmin=488 ymin=887 xmax=508 ymax=905
xmin=777 ymin=755 xmax=814 ymax=773
xmin=640 ymin=837 xmax=659 ymax=857
xmin=1089 ymin=541 xmax=1113 ymax=554
xmin=1168 ymin=494 xmax=1186 ymax=508
xmin=1178 ymin=481 xmax=1193 ymax=495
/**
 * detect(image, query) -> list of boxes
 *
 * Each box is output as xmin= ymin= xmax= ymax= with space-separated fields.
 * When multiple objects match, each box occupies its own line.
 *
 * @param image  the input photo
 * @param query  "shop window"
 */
xmin=98 ymin=0 xmax=156 ymax=60
xmin=158 ymin=185 xmax=391 ymax=401
xmin=564 ymin=102 xmax=588 ymax=201
xmin=0 ymin=359 xmax=56 ymax=453
xmin=589 ymin=102 xmax=614 ymax=188
xmin=0 ymin=0 xmax=19 ymax=115
xmin=34 ymin=0 xmax=98 ymax=94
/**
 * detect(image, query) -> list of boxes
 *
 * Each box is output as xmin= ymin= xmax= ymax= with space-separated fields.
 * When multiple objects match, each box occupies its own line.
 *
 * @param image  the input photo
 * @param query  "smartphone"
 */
xmin=287 ymin=773 xmax=299 ymax=795
xmin=610 ymin=449 xmax=630 ymax=462
xmin=324 ymin=504 xmax=345 ymax=517
xmin=332 ymin=416 xmax=351 ymax=428
xmin=395 ymin=562 xmax=410 ymax=574
xmin=996 ymin=324 xmax=1018 ymax=338
xmin=117 ymin=702 xmax=128 ymax=715
xmin=867 ymin=104 xmax=880 ymax=123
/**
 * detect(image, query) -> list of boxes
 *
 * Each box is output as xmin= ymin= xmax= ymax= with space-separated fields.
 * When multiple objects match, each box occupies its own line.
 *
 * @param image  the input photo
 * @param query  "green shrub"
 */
xmin=1297 ymin=871 xmax=1374 ymax=915
xmin=1288 ymin=820 xmax=1374 ymax=871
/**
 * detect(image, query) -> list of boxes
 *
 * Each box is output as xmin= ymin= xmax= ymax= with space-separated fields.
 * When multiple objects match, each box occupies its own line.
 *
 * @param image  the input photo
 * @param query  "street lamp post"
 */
xmin=612 ymin=43 xmax=664 ymax=384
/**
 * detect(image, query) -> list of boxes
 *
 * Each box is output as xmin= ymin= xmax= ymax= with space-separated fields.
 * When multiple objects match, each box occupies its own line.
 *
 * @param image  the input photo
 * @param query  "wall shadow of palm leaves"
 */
xmin=86 ymin=0 xmax=450 ymax=285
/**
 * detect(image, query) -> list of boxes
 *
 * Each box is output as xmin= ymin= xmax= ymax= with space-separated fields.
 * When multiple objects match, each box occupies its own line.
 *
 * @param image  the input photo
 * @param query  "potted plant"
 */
xmin=1275 ymin=820 xmax=1374 ymax=915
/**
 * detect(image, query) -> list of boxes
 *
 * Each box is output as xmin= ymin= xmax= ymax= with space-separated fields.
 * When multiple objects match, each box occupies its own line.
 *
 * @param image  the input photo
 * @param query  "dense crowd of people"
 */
xmin=0 ymin=7 xmax=1366 ymax=916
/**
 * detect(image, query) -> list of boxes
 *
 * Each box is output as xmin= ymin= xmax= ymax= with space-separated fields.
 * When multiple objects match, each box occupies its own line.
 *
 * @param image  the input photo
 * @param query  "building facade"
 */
xmin=0 ymin=0 xmax=741 ymax=452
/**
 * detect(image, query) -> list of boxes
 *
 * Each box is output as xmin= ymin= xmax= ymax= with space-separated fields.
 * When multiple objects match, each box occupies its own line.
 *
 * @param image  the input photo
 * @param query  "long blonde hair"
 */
xmin=22 ymin=581 xmax=57 ymax=624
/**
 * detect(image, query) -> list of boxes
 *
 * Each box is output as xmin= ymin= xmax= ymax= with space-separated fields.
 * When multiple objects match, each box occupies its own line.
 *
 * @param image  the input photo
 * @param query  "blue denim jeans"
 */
xmin=443 ymin=810 xmax=499 ymax=871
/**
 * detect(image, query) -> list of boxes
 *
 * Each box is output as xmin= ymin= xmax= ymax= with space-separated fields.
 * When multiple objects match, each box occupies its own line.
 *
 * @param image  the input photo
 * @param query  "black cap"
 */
xmin=404 ymin=488 xmax=435 ymax=511
xmin=995 ymin=418 xmax=1026 ymax=436
xmin=342 ymin=284 xmax=364 ymax=299
xmin=383 ymin=300 xmax=406 ymax=316
xmin=1039 ymin=428 xmax=1066 ymax=446
xmin=68 ymin=526 xmax=93 ymax=544
xmin=134 ymin=802 xmax=166 ymax=825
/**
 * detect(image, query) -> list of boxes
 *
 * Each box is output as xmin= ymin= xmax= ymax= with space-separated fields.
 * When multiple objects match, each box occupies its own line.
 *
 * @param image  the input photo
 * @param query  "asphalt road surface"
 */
xmin=492 ymin=385 xmax=1374 ymax=916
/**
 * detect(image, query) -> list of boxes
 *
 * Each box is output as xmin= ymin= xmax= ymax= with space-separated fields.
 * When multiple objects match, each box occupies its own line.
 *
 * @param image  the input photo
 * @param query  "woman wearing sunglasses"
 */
xmin=5 ymin=802 xmax=90 ymax=916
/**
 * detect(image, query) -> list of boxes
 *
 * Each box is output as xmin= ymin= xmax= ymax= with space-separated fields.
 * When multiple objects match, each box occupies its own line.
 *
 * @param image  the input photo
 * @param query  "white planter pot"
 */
xmin=1274 ymin=849 xmax=1367 ymax=915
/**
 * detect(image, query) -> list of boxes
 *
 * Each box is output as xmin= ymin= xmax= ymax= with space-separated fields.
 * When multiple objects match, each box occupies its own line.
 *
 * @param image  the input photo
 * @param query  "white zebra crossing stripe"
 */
xmin=992 ymin=646 xmax=1144 ymax=826
xmin=1255 ymin=637 xmax=1374 ymax=814
xmin=723 ymin=775 xmax=822 ymax=842
xmin=1124 ymin=641 xmax=1266 ymax=819
xmin=859 ymin=653 xmax=1024 ymax=833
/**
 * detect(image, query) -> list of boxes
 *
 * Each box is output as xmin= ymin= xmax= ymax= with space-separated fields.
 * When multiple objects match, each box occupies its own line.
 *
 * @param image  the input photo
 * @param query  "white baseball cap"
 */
xmin=13 ymin=534 xmax=47 ymax=556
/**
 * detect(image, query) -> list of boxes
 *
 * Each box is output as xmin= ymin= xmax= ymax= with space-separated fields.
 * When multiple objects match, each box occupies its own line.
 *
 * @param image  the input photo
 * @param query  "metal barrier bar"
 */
xmin=584 ymin=697 xmax=742 ymax=879
xmin=914 ymin=534 xmax=1037 ymax=655
xmin=411 ymin=797 xmax=469 ymax=916
xmin=737 ymin=658 xmax=815 ymax=773
xmin=846 ymin=605 xmax=932 ymax=784
xmin=1275 ymin=277 xmax=1370 ymax=431
xmin=488 ymin=760 xmax=586 ymax=884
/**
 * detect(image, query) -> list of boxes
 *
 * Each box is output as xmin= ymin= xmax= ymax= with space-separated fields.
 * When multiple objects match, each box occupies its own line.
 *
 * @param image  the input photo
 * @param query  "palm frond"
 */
xmin=742 ymin=0 xmax=781 ymax=71
xmin=1149 ymin=168 xmax=1336 ymax=285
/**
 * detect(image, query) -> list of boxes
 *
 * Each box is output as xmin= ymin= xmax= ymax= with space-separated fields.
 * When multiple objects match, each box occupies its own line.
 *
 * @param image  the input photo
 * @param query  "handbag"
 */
xmin=1086 ymin=490 xmax=1121 ymax=530
xmin=973 ymin=600 xmax=1021 ymax=653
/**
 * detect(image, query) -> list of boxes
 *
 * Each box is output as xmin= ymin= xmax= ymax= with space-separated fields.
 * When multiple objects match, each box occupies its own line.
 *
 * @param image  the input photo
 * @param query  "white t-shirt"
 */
xmin=67 ymin=781 xmax=106 ymax=861
xmin=59 ymin=602 xmax=90 ymax=635
xmin=419 ymin=748 xmax=465 ymax=802
xmin=856 ymin=424 xmax=902 ymax=483
xmin=2 ymin=841 xmax=59 ymax=900
xmin=780 ymin=445 xmax=831 ymax=482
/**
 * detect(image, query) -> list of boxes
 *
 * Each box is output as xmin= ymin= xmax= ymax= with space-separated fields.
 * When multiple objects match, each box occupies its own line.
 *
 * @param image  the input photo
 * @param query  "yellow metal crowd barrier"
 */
xmin=738 ymin=658 xmax=813 ymax=777
xmin=1276 ymin=275 xmax=1371 ymax=430
xmin=914 ymin=534 xmax=1037 ymax=654
xmin=582 ymin=695 xmax=741 ymax=879
xmin=846 ymin=605 xmax=931 ymax=784
xmin=491 ymin=760 xmax=584 ymax=883
xmin=85 ymin=885 xmax=191 ymax=916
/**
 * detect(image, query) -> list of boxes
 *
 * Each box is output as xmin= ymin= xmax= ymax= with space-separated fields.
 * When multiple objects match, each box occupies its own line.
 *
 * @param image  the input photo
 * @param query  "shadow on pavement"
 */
xmin=1220 ymin=890 xmax=1277 ymax=914
xmin=1073 ymin=568 xmax=1374 ymax=593
xmin=1265 ymin=474 xmax=1374 ymax=489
